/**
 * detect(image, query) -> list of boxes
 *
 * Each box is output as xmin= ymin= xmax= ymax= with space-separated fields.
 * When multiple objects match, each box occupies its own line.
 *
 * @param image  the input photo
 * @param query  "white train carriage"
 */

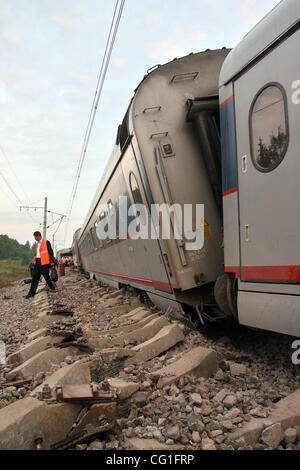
xmin=75 ymin=0 xmax=300 ymax=336
xmin=72 ymin=229 xmax=82 ymax=268
xmin=76 ymin=49 xmax=230 ymax=313
xmin=219 ymin=0 xmax=300 ymax=336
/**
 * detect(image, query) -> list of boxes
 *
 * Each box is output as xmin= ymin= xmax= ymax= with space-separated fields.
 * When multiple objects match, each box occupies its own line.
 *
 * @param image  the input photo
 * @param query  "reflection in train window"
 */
xmin=129 ymin=173 xmax=143 ymax=205
xmin=90 ymin=228 xmax=95 ymax=250
xmin=107 ymin=200 xmax=114 ymax=213
xmin=94 ymin=220 xmax=103 ymax=248
xmin=90 ymin=225 xmax=100 ymax=250
xmin=129 ymin=173 xmax=147 ymax=226
xmin=250 ymin=84 xmax=289 ymax=172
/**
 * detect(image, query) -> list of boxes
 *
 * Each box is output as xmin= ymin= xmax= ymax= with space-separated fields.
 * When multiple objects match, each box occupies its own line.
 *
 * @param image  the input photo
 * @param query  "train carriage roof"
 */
xmin=219 ymin=0 xmax=300 ymax=86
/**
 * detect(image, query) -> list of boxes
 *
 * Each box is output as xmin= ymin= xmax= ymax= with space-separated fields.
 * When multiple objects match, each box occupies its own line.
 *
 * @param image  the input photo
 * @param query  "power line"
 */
xmin=0 ymin=169 xmax=40 ymax=225
xmin=63 ymin=0 xmax=126 ymax=245
xmin=0 ymin=146 xmax=41 ymax=224
xmin=65 ymin=0 xmax=120 ymax=219
xmin=0 ymin=144 xmax=33 ymax=206
xmin=0 ymin=184 xmax=20 ymax=209
xmin=0 ymin=169 xmax=23 ymax=206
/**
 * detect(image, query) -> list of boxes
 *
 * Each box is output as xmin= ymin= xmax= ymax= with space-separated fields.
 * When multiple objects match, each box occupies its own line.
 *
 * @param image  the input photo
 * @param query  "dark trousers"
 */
xmin=28 ymin=259 xmax=55 ymax=297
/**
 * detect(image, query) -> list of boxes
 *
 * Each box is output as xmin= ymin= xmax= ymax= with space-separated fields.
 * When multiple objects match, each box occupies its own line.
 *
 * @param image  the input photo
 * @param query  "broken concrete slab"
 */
xmin=72 ymin=403 xmax=116 ymax=433
xmin=8 ymin=336 xmax=64 ymax=366
xmin=88 ymin=336 xmax=113 ymax=350
xmin=122 ymin=307 xmax=146 ymax=319
xmin=27 ymin=328 xmax=48 ymax=342
xmin=89 ymin=316 xmax=169 ymax=350
xmin=126 ymin=324 xmax=184 ymax=365
xmin=101 ymin=290 xmax=123 ymax=301
xmin=100 ymin=305 xmax=132 ymax=315
xmin=100 ymin=348 xmax=135 ymax=361
xmin=100 ymin=296 xmax=124 ymax=308
xmin=0 ymin=397 xmax=81 ymax=450
xmin=151 ymin=347 xmax=219 ymax=388
xmin=125 ymin=438 xmax=185 ymax=451
xmin=6 ymin=347 xmax=78 ymax=382
xmin=107 ymin=378 xmax=140 ymax=400
xmin=261 ymin=423 xmax=283 ymax=449
xmin=26 ymin=312 xmax=66 ymax=330
xmin=33 ymin=359 xmax=98 ymax=395
xmin=231 ymin=389 xmax=300 ymax=446
xmin=113 ymin=316 xmax=169 ymax=347
xmin=83 ymin=313 xmax=158 ymax=339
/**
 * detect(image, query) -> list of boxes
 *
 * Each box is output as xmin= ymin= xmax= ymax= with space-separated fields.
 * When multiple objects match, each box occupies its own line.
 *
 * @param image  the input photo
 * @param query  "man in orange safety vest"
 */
xmin=25 ymin=231 xmax=57 ymax=299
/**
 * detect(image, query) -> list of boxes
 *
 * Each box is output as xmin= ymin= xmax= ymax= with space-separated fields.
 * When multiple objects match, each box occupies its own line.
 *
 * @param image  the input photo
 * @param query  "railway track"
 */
xmin=0 ymin=268 xmax=300 ymax=450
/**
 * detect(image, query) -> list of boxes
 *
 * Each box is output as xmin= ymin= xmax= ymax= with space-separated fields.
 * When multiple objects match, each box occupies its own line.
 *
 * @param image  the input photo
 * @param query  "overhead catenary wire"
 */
xmin=0 ymin=168 xmax=23 ymax=206
xmin=0 ymin=145 xmax=41 ymax=225
xmin=63 ymin=0 xmax=126 ymax=245
xmin=0 ymin=144 xmax=33 ymax=206
xmin=0 ymin=184 xmax=20 ymax=209
xmin=65 ymin=0 xmax=120 ymax=218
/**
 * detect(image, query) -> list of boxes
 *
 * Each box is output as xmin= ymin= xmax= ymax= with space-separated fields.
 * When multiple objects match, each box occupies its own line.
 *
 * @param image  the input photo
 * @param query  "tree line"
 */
xmin=0 ymin=234 xmax=35 ymax=265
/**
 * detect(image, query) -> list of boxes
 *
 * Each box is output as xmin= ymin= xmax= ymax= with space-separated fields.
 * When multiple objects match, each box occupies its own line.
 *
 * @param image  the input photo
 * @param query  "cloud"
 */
xmin=142 ymin=12 xmax=161 ymax=27
xmin=146 ymin=29 xmax=207 ymax=63
xmin=50 ymin=6 xmax=83 ymax=31
xmin=68 ymin=71 xmax=91 ymax=84
xmin=0 ymin=81 xmax=7 ymax=104
xmin=238 ymin=0 xmax=271 ymax=29
xmin=146 ymin=40 xmax=188 ymax=63
xmin=1 ymin=29 xmax=21 ymax=46
xmin=111 ymin=56 xmax=126 ymax=69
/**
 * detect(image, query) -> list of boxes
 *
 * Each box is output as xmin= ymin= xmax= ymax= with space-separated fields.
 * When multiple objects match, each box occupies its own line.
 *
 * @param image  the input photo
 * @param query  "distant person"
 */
xmin=24 ymin=231 xmax=57 ymax=299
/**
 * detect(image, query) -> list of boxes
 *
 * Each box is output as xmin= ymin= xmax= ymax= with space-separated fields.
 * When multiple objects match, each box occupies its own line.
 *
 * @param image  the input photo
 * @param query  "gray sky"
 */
xmin=0 ymin=0 xmax=280 ymax=249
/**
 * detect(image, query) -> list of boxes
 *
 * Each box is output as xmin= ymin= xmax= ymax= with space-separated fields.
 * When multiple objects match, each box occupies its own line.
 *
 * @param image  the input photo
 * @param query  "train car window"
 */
xmin=90 ymin=227 xmax=99 ymax=251
xmin=99 ymin=209 xmax=111 ymax=246
xmin=107 ymin=200 xmax=114 ymax=216
xmin=129 ymin=173 xmax=147 ymax=226
xmin=87 ymin=233 xmax=93 ymax=253
xmin=250 ymin=84 xmax=289 ymax=172
xmin=129 ymin=173 xmax=143 ymax=205
xmin=99 ymin=210 xmax=106 ymax=221
xmin=94 ymin=220 xmax=102 ymax=248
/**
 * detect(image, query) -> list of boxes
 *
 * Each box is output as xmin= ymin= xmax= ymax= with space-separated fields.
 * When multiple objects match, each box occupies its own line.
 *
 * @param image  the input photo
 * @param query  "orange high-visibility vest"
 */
xmin=34 ymin=239 xmax=51 ymax=266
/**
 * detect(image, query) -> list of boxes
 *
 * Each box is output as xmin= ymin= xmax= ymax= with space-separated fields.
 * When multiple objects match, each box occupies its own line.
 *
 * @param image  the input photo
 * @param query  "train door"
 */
xmin=234 ymin=32 xmax=300 ymax=285
xmin=120 ymin=142 xmax=173 ymax=293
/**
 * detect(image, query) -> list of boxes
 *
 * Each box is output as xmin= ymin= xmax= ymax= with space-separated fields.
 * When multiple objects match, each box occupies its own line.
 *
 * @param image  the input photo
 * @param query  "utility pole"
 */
xmin=43 ymin=197 xmax=48 ymax=239
xmin=20 ymin=198 xmax=66 ymax=246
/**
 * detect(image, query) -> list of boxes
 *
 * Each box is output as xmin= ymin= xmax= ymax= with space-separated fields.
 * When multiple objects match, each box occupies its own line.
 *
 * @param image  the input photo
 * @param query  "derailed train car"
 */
xmin=74 ymin=0 xmax=300 ymax=337
xmin=74 ymin=48 xmax=229 ymax=313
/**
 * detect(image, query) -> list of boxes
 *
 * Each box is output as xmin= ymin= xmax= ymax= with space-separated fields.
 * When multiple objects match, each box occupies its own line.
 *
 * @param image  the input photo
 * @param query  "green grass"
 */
xmin=0 ymin=259 xmax=29 ymax=288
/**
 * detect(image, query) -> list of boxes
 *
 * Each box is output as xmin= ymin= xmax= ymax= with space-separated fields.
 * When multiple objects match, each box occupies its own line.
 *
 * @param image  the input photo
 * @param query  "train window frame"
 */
xmin=129 ymin=172 xmax=147 ymax=226
xmin=249 ymin=82 xmax=289 ymax=173
xmin=89 ymin=228 xmax=95 ymax=250
xmin=94 ymin=220 xmax=103 ymax=248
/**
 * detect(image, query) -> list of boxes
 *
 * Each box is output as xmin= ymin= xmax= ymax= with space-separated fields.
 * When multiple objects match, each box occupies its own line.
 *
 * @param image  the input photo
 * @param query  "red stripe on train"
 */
xmin=92 ymin=269 xmax=176 ymax=292
xmin=225 ymin=266 xmax=300 ymax=282
xmin=223 ymin=187 xmax=238 ymax=197
xmin=219 ymin=95 xmax=234 ymax=109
